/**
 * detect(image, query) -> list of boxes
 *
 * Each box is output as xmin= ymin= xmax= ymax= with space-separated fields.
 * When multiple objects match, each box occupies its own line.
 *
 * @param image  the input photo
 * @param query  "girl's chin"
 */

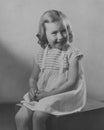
xmin=54 ymin=43 xmax=70 ymax=50
xmin=53 ymin=44 xmax=64 ymax=50
xmin=48 ymin=42 xmax=68 ymax=50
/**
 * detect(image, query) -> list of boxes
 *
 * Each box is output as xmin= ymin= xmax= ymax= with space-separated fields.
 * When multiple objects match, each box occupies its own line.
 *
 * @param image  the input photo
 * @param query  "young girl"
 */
xmin=15 ymin=10 xmax=86 ymax=130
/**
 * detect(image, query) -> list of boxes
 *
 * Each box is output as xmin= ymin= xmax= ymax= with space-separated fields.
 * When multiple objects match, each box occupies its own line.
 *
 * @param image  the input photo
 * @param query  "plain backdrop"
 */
xmin=0 ymin=0 xmax=104 ymax=102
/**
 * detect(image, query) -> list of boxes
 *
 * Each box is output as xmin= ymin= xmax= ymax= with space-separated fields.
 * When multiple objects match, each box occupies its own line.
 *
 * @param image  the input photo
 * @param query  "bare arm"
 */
xmin=29 ymin=59 xmax=40 ymax=89
xmin=36 ymin=57 xmax=80 ymax=101
xmin=48 ymin=57 xmax=79 ymax=95
xmin=28 ymin=58 xmax=40 ymax=100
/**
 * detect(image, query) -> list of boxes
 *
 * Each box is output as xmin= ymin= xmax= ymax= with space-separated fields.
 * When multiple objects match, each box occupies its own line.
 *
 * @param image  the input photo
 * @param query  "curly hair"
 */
xmin=36 ymin=10 xmax=73 ymax=49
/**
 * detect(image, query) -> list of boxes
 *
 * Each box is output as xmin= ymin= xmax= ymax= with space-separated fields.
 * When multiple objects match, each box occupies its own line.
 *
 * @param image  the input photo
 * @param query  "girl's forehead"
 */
xmin=45 ymin=21 xmax=65 ymax=31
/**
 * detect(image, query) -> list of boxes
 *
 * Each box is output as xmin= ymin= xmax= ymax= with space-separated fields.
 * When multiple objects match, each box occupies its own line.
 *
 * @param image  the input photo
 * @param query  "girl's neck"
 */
xmin=47 ymin=43 xmax=70 ymax=51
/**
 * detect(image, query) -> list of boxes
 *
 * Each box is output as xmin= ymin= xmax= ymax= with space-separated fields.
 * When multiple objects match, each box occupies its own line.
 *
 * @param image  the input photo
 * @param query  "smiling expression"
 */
xmin=45 ymin=21 xmax=67 ymax=49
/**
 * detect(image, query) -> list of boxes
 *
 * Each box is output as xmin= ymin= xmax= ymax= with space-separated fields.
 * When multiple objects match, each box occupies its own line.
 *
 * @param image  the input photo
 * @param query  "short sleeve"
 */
xmin=67 ymin=46 xmax=84 ymax=63
xmin=72 ymin=49 xmax=83 ymax=60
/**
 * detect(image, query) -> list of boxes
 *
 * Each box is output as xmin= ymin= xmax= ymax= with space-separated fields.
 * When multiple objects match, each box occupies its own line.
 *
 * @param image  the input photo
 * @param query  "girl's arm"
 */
xmin=36 ymin=57 xmax=79 ymax=101
xmin=48 ymin=57 xmax=79 ymax=95
xmin=29 ymin=62 xmax=40 ymax=89
xmin=28 ymin=58 xmax=40 ymax=100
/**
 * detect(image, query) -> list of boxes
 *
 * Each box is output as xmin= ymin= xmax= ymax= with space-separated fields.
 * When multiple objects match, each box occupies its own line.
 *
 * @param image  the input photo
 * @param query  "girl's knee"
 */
xmin=33 ymin=111 xmax=50 ymax=123
xmin=15 ymin=111 xmax=26 ymax=126
xmin=15 ymin=111 xmax=23 ymax=126
xmin=15 ymin=106 xmax=32 ymax=126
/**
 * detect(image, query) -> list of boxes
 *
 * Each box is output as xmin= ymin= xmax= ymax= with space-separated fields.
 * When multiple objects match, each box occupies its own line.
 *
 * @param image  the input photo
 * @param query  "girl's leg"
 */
xmin=15 ymin=106 xmax=33 ymax=130
xmin=32 ymin=111 xmax=51 ymax=130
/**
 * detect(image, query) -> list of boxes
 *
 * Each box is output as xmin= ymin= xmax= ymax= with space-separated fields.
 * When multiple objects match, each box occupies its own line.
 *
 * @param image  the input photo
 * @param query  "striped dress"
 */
xmin=22 ymin=45 xmax=86 ymax=116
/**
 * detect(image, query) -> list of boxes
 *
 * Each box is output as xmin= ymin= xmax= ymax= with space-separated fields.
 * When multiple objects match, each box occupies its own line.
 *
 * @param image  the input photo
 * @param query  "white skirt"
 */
xmin=21 ymin=76 xmax=86 ymax=116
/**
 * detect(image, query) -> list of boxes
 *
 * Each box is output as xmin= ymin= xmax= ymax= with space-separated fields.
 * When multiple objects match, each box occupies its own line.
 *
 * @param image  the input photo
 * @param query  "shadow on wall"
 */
xmin=0 ymin=41 xmax=31 ymax=103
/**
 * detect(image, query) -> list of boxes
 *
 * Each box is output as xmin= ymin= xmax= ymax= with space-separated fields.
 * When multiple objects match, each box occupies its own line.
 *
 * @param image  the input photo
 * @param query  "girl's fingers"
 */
xmin=29 ymin=90 xmax=34 ymax=100
xmin=36 ymin=90 xmax=45 ymax=94
xmin=36 ymin=91 xmax=41 ymax=94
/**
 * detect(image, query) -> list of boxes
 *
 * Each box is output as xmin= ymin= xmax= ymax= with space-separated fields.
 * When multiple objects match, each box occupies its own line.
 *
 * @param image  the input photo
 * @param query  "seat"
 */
xmin=15 ymin=97 xmax=104 ymax=130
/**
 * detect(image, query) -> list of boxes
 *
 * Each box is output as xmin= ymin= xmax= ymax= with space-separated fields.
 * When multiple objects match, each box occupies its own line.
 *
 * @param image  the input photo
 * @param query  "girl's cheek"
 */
xmin=63 ymin=33 xmax=67 ymax=38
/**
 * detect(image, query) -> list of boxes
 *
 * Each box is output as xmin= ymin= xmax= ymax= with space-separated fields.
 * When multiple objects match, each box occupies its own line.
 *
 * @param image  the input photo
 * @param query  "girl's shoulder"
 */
xmin=35 ymin=46 xmax=44 ymax=64
xmin=66 ymin=45 xmax=84 ymax=60
xmin=38 ymin=46 xmax=44 ymax=55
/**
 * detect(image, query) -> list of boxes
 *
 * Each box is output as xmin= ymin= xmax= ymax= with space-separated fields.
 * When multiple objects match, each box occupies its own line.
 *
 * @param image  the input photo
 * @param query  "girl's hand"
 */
xmin=28 ymin=88 xmax=37 ymax=101
xmin=35 ymin=90 xmax=50 ymax=101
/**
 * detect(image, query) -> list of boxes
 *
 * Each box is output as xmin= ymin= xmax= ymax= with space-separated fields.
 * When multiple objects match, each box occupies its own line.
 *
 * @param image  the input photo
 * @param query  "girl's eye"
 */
xmin=52 ymin=31 xmax=57 ymax=35
xmin=61 ymin=29 xmax=66 ymax=34
xmin=52 ymin=33 xmax=57 ymax=37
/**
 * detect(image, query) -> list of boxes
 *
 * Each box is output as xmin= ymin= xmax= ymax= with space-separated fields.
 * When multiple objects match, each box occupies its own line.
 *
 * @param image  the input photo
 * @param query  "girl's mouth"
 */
xmin=55 ymin=38 xmax=67 ymax=45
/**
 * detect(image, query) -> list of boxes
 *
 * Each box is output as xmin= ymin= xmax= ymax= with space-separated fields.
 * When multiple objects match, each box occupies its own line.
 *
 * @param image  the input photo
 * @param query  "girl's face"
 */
xmin=45 ymin=21 xmax=67 ymax=49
